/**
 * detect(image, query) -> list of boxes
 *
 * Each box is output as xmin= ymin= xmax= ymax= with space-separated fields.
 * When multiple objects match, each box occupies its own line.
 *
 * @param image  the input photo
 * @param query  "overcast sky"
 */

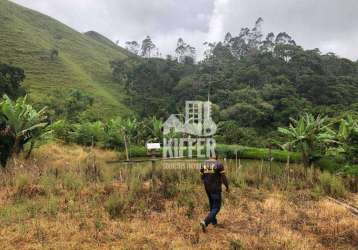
xmin=11 ymin=0 xmax=358 ymax=60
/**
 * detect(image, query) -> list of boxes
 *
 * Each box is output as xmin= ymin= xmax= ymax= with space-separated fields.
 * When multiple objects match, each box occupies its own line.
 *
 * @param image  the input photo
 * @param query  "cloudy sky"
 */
xmin=11 ymin=0 xmax=358 ymax=60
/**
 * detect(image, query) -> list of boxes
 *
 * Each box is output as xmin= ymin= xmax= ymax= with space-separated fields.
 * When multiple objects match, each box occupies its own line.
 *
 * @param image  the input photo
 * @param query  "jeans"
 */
xmin=204 ymin=191 xmax=221 ymax=226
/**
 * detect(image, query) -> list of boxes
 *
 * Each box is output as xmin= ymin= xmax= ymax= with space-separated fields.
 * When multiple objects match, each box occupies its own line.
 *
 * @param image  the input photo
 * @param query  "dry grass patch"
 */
xmin=0 ymin=143 xmax=357 ymax=249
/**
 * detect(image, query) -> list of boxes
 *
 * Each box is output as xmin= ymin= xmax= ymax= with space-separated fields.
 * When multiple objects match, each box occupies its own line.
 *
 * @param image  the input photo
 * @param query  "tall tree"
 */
xmin=125 ymin=41 xmax=140 ymax=55
xmin=249 ymin=17 xmax=264 ymax=49
xmin=224 ymin=32 xmax=232 ymax=45
xmin=141 ymin=36 xmax=156 ymax=58
xmin=275 ymin=32 xmax=296 ymax=45
xmin=261 ymin=32 xmax=275 ymax=52
xmin=175 ymin=38 xmax=196 ymax=64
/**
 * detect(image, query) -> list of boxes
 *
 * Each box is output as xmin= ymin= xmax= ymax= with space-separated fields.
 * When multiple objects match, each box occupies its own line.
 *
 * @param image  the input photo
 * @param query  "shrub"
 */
xmin=45 ymin=196 xmax=59 ymax=217
xmin=185 ymin=199 xmax=195 ymax=219
xmin=128 ymin=146 xmax=147 ymax=158
xmin=127 ymin=175 xmax=145 ymax=202
xmin=160 ymin=182 xmax=179 ymax=198
xmin=229 ymin=174 xmax=246 ymax=188
xmin=339 ymin=165 xmax=358 ymax=176
xmin=62 ymin=172 xmax=83 ymax=192
xmin=311 ymin=185 xmax=324 ymax=200
xmin=216 ymin=144 xmax=301 ymax=162
xmin=105 ymin=193 xmax=126 ymax=219
xmin=26 ymin=200 xmax=42 ymax=218
xmin=229 ymin=239 xmax=244 ymax=250
xmin=315 ymin=156 xmax=346 ymax=173
xmin=73 ymin=121 xmax=107 ymax=147
xmin=50 ymin=120 xmax=75 ymax=143
xmin=319 ymin=172 xmax=347 ymax=198
xmin=39 ymin=174 xmax=59 ymax=195
xmin=15 ymin=174 xmax=30 ymax=194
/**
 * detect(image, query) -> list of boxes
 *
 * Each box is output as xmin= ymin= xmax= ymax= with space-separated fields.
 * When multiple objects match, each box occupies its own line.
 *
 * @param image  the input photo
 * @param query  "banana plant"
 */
xmin=335 ymin=115 xmax=358 ymax=163
xmin=0 ymin=95 xmax=49 ymax=167
xmin=108 ymin=117 xmax=138 ymax=161
xmin=146 ymin=116 xmax=163 ymax=143
xmin=278 ymin=113 xmax=336 ymax=167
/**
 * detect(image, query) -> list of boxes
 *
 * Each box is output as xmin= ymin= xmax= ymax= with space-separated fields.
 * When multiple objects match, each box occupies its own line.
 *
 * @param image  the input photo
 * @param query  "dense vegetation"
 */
xmin=0 ymin=63 xmax=26 ymax=99
xmin=1 ymin=2 xmax=357 ymax=176
xmin=112 ymin=19 xmax=358 ymax=149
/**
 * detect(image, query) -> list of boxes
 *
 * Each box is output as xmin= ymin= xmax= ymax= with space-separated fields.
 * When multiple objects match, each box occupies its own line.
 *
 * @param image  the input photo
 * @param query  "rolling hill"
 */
xmin=0 ymin=0 xmax=132 ymax=118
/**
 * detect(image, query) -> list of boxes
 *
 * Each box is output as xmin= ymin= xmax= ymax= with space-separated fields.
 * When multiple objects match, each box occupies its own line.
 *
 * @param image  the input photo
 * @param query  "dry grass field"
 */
xmin=0 ymin=144 xmax=357 ymax=249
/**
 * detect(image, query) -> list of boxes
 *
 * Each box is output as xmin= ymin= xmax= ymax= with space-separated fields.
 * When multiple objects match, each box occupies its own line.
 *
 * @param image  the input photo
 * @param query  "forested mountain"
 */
xmin=112 ymin=18 xmax=358 ymax=146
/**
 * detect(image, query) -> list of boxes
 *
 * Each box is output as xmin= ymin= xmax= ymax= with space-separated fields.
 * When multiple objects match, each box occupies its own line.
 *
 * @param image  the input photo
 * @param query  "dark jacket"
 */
xmin=200 ymin=159 xmax=229 ymax=193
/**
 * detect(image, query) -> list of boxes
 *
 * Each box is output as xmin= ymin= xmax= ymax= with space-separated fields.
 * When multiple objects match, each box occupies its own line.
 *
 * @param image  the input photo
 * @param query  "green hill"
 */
xmin=0 ymin=0 xmax=131 ymax=118
xmin=84 ymin=31 xmax=129 ymax=55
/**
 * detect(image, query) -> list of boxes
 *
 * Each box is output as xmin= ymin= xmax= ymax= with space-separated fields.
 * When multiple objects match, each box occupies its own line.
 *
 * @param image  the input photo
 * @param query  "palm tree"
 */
xmin=0 ymin=95 xmax=49 ymax=167
xmin=278 ymin=113 xmax=336 ymax=167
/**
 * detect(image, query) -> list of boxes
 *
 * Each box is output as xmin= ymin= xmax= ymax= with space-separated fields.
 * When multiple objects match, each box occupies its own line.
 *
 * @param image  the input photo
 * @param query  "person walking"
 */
xmin=200 ymin=152 xmax=229 ymax=232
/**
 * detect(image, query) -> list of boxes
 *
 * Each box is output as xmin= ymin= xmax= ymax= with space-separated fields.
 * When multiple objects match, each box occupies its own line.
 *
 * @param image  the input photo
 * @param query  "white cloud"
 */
xmin=11 ymin=0 xmax=358 ymax=60
xmin=207 ymin=0 xmax=230 ymax=42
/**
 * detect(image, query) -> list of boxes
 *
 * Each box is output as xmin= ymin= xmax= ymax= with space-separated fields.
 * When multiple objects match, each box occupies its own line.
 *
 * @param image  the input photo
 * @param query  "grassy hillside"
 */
xmin=0 ymin=0 xmax=132 ymax=118
xmin=84 ymin=31 xmax=132 ymax=57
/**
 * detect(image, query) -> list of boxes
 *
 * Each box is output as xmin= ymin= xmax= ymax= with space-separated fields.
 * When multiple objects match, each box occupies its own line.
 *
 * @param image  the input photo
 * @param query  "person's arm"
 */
xmin=222 ymin=173 xmax=229 ymax=192
xmin=218 ymin=163 xmax=229 ymax=191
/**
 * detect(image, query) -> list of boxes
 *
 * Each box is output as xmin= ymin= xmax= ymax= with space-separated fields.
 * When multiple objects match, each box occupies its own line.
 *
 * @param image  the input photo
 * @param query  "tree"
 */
xmin=261 ymin=32 xmax=275 ymax=52
xmin=44 ymin=89 xmax=94 ymax=122
xmin=122 ymin=58 xmax=188 ymax=118
xmin=275 ymin=32 xmax=296 ymax=45
xmin=0 ymin=64 xmax=26 ymax=99
xmin=248 ymin=17 xmax=264 ymax=49
xmin=217 ymin=120 xmax=259 ymax=146
xmin=223 ymin=18 xmax=264 ymax=58
xmin=108 ymin=117 xmax=138 ymax=161
xmin=50 ymin=49 xmax=59 ymax=60
xmin=141 ymin=36 xmax=156 ymax=58
xmin=110 ymin=58 xmax=132 ymax=83
xmin=0 ymin=95 xmax=49 ymax=167
xmin=111 ymin=17 xmax=358 ymax=148
xmin=229 ymin=29 xmax=250 ymax=58
xmin=224 ymin=32 xmax=232 ymax=45
xmin=73 ymin=121 xmax=106 ymax=147
xmin=203 ymin=42 xmax=216 ymax=60
xmin=175 ymin=38 xmax=196 ymax=64
xmin=175 ymin=38 xmax=186 ymax=60
xmin=125 ymin=41 xmax=140 ymax=55
xmin=278 ymin=113 xmax=336 ymax=167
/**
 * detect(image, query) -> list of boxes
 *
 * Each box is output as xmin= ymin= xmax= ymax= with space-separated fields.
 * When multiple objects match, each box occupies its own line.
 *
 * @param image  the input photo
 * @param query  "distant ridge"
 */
xmin=84 ymin=31 xmax=133 ymax=57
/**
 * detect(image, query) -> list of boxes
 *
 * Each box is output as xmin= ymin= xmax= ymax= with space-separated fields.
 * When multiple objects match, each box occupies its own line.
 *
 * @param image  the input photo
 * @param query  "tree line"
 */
xmin=125 ymin=36 xmax=196 ymax=63
xmin=113 ymin=18 xmax=358 ymax=148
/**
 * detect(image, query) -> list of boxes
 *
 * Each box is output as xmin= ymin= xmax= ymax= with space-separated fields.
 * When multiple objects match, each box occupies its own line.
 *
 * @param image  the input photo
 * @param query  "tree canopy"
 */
xmin=0 ymin=63 xmax=26 ymax=99
xmin=115 ymin=18 xmax=358 ymax=147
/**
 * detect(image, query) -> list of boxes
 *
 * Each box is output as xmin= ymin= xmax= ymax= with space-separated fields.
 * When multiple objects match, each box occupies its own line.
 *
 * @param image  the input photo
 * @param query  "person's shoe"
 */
xmin=200 ymin=221 xmax=207 ymax=233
